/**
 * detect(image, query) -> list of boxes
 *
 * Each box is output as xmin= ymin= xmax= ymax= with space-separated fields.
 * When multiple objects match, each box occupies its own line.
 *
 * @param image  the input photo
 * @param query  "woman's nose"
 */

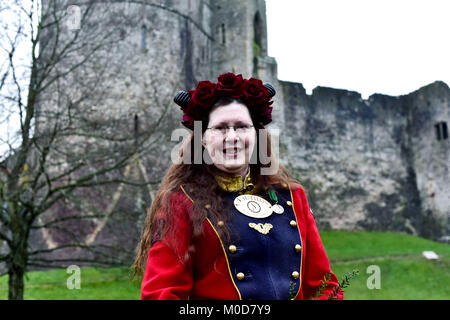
xmin=224 ymin=127 xmax=238 ymax=140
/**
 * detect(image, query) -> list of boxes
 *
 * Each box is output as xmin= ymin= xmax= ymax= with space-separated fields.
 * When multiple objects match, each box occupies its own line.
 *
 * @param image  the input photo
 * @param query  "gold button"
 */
xmin=281 ymin=183 xmax=288 ymax=188
xmin=205 ymin=204 xmax=211 ymax=209
xmin=286 ymin=200 xmax=292 ymax=207
xmin=228 ymin=245 xmax=237 ymax=253
xmin=289 ymin=220 xmax=297 ymax=227
xmin=292 ymin=271 xmax=300 ymax=279
xmin=217 ymin=220 xmax=225 ymax=227
xmin=295 ymin=244 xmax=302 ymax=253
xmin=236 ymin=272 xmax=245 ymax=281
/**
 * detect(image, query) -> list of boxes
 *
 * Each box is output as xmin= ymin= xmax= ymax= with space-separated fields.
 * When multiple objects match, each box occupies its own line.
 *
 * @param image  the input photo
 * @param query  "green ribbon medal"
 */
xmin=267 ymin=189 xmax=284 ymax=214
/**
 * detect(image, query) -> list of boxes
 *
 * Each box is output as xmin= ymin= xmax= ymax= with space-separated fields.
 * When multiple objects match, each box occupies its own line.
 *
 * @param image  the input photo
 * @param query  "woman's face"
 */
xmin=202 ymin=102 xmax=256 ymax=176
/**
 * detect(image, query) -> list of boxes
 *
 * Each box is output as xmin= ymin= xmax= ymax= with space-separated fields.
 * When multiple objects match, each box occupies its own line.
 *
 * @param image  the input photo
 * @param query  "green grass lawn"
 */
xmin=0 ymin=231 xmax=449 ymax=299
xmin=322 ymin=231 xmax=450 ymax=300
xmin=0 ymin=266 xmax=141 ymax=300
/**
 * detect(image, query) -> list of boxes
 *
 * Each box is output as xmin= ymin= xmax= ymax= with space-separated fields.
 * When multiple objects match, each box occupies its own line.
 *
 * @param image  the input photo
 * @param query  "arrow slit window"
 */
xmin=435 ymin=121 xmax=448 ymax=141
xmin=141 ymin=25 xmax=147 ymax=52
xmin=216 ymin=23 xmax=226 ymax=46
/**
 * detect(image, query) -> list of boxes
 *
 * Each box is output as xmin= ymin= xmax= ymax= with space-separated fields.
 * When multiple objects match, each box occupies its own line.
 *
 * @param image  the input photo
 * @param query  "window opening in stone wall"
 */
xmin=435 ymin=121 xmax=448 ymax=141
xmin=221 ymin=24 xmax=226 ymax=45
xmin=253 ymin=12 xmax=262 ymax=56
xmin=253 ymin=12 xmax=263 ymax=76
xmin=134 ymin=114 xmax=139 ymax=146
xmin=119 ymin=28 xmax=126 ymax=40
xmin=442 ymin=122 xmax=448 ymax=139
xmin=141 ymin=25 xmax=147 ymax=52
xmin=435 ymin=123 xmax=441 ymax=140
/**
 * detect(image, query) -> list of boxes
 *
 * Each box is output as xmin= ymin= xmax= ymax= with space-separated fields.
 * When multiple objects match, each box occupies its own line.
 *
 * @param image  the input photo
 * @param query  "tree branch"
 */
xmin=28 ymin=258 xmax=124 ymax=265
xmin=28 ymin=242 xmax=121 ymax=256
xmin=31 ymin=213 xmax=106 ymax=229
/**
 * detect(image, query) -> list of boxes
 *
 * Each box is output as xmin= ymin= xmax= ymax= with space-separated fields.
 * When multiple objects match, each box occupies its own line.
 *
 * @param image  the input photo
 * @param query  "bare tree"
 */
xmin=0 ymin=0 xmax=176 ymax=299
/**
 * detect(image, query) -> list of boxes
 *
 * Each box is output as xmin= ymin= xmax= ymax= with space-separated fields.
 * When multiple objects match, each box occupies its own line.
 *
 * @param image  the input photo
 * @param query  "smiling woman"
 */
xmin=202 ymin=100 xmax=256 ymax=177
xmin=133 ymin=72 xmax=342 ymax=300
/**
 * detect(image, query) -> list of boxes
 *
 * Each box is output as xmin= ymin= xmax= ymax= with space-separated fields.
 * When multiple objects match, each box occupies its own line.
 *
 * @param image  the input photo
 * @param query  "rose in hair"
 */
xmin=182 ymin=114 xmax=194 ymax=128
xmin=243 ymin=78 xmax=270 ymax=107
xmin=216 ymin=73 xmax=245 ymax=98
xmin=186 ymin=80 xmax=217 ymax=118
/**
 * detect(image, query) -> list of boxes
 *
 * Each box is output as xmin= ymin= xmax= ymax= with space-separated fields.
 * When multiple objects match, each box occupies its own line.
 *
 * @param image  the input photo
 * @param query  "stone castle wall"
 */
xmin=34 ymin=0 xmax=449 ymax=252
xmin=278 ymin=80 xmax=450 ymax=240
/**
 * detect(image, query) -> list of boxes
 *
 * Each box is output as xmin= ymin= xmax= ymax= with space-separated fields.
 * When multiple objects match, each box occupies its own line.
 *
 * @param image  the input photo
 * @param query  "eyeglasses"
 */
xmin=206 ymin=124 xmax=254 ymax=135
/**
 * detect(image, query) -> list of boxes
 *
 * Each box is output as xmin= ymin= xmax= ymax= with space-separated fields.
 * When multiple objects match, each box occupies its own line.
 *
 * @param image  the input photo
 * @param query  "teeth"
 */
xmin=223 ymin=148 xmax=240 ymax=153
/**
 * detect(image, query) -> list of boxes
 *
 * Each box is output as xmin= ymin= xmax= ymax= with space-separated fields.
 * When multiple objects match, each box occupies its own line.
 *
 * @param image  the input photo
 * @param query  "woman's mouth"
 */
xmin=223 ymin=147 xmax=242 ymax=158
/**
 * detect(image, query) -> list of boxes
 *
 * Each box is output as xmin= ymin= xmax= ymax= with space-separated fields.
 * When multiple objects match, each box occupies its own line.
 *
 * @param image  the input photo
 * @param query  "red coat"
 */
xmin=141 ymin=183 xmax=342 ymax=300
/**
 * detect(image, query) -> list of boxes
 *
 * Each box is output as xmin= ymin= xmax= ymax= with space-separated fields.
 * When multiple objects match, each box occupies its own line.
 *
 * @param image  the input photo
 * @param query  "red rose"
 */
xmin=262 ymin=105 xmax=273 ymax=124
xmin=186 ymin=81 xmax=217 ymax=117
xmin=251 ymin=104 xmax=272 ymax=125
xmin=216 ymin=73 xmax=245 ymax=98
xmin=182 ymin=114 xmax=194 ymax=129
xmin=243 ymin=78 xmax=269 ymax=106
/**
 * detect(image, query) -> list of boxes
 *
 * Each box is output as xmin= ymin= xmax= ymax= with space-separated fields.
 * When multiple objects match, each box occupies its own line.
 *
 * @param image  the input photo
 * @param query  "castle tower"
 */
xmin=210 ymin=0 xmax=276 ymax=80
xmin=209 ymin=0 xmax=285 ymax=136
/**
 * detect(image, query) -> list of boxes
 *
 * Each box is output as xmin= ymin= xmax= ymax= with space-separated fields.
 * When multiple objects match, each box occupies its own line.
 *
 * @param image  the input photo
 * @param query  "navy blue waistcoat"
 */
xmin=207 ymin=186 xmax=303 ymax=300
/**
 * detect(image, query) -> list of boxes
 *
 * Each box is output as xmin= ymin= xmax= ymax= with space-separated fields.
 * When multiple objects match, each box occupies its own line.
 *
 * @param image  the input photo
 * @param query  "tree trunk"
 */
xmin=7 ymin=204 xmax=29 ymax=300
xmin=8 ymin=265 xmax=25 ymax=300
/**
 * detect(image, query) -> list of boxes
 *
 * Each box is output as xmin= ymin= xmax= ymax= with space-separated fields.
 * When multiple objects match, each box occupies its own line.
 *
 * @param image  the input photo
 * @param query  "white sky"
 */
xmin=265 ymin=0 xmax=450 ymax=99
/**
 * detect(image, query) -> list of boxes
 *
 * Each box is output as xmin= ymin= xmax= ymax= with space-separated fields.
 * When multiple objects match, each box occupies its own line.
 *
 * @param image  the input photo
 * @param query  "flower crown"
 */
xmin=174 ymin=72 xmax=276 ymax=130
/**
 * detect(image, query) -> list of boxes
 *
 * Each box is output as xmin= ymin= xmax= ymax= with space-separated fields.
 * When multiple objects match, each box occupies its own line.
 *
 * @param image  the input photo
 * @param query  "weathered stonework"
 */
xmin=35 ymin=0 xmax=449 ymax=257
xmin=279 ymin=80 xmax=449 ymax=240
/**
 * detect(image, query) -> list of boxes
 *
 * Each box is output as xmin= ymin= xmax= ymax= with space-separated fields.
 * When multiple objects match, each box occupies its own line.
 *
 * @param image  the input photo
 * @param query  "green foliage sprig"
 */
xmin=312 ymin=269 xmax=360 ymax=300
xmin=312 ymin=273 xmax=333 ymax=300
xmin=288 ymin=281 xmax=297 ymax=300
xmin=327 ymin=269 xmax=360 ymax=300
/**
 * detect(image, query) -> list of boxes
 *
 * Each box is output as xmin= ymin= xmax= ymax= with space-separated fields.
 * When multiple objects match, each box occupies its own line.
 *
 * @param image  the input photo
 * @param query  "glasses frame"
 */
xmin=206 ymin=124 xmax=255 ymax=136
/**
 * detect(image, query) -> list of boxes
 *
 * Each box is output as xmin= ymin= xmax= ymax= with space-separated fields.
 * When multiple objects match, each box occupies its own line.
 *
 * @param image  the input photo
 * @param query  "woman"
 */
xmin=134 ymin=72 xmax=342 ymax=300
